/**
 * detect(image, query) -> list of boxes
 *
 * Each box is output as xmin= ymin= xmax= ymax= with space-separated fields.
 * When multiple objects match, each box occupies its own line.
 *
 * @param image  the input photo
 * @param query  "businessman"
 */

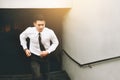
xmin=20 ymin=16 xmax=59 ymax=80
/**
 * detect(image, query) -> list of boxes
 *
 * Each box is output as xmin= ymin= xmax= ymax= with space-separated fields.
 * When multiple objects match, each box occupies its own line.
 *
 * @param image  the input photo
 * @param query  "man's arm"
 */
xmin=46 ymin=30 xmax=59 ymax=54
xmin=19 ymin=27 xmax=31 ymax=57
xmin=40 ymin=30 xmax=59 ymax=57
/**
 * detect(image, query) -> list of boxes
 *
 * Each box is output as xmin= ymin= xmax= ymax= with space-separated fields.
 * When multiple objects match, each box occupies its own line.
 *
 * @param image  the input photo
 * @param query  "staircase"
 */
xmin=0 ymin=53 xmax=70 ymax=80
xmin=0 ymin=71 xmax=70 ymax=80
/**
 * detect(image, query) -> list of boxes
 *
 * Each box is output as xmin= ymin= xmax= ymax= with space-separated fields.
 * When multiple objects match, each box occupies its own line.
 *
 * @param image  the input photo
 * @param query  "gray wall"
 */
xmin=62 ymin=0 xmax=120 ymax=80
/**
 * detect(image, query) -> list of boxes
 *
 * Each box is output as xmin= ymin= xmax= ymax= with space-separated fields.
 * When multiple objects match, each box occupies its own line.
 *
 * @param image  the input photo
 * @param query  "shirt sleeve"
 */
xmin=46 ymin=30 xmax=59 ymax=54
xmin=19 ymin=27 xmax=30 ymax=50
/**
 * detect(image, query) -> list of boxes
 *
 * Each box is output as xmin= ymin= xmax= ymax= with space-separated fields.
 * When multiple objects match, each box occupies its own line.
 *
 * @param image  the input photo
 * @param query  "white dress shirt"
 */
xmin=20 ymin=27 xmax=59 ymax=56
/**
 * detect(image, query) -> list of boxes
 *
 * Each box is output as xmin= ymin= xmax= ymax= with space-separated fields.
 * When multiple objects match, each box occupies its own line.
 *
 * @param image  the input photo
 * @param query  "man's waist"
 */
xmin=31 ymin=52 xmax=40 ymax=56
xmin=31 ymin=52 xmax=49 ymax=60
xmin=31 ymin=53 xmax=40 ymax=57
xmin=30 ymin=49 xmax=41 ymax=56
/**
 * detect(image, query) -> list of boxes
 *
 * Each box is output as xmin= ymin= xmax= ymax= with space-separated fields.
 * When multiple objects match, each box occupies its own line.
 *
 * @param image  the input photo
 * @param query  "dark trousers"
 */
xmin=30 ymin=53 xmax=49 ymax=80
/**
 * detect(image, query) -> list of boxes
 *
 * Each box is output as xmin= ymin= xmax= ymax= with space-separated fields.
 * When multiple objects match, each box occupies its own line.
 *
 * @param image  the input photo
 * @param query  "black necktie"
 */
xmin=38 ymin=33 xmax=45 ymax=51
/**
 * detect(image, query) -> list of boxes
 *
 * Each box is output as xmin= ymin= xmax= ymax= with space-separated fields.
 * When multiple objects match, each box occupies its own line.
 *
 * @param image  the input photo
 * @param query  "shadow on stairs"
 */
xmin=0 ymin=74 xmax=32 ymax=80
xmin=0 ymin=71 xmax=71 ymax=80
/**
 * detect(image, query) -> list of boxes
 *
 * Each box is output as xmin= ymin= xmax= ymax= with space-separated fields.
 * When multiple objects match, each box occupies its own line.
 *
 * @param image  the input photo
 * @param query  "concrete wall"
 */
xmin=62 ymin=0 xmax=120 ymax=80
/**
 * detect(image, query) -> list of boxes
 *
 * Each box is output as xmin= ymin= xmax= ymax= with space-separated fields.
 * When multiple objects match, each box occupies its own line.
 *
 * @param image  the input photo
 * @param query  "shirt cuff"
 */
xmin=23 ymin=46 xmax=27 ymax=50
xmin=46 ymin=50 xmax=51 ymax=54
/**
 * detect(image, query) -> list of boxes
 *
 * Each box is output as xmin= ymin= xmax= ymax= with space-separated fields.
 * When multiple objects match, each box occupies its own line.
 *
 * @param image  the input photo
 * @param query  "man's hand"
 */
xmin=24 ymin=49 xmax=31 ymax=57
xmin=40 ymin=51 xmax=48 ymax=58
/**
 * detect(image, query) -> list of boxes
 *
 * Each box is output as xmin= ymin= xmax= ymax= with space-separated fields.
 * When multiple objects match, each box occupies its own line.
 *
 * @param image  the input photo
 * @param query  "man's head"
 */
xmin=33 ymin=16 xmax=46 ymax=32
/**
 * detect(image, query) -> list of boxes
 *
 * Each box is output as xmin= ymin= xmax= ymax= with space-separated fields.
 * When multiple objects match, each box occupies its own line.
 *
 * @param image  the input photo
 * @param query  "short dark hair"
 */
xmin=33 ymin=15 xmax=46 ymax=22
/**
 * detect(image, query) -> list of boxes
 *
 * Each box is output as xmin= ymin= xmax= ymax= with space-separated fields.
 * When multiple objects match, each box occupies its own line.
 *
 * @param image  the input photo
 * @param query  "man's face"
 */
xmin=34 ymin=20 xmax=45 ymax=32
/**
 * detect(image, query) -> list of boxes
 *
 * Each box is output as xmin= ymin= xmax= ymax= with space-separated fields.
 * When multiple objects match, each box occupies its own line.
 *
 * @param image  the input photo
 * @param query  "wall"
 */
xmin=0 ymin=0 xmax=72 ymax=8
xmin=63 ymin=53 xmax=120 ymax=80
xmin=63 ymin=0 xmax=120 ymax=64
xmin=62 ymin=0 xmax=120 ymax=80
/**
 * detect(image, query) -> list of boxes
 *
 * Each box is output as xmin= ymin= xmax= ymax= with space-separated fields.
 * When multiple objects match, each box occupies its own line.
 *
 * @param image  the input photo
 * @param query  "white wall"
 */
xmin=0 ymin=0 xmax=72 ymax=8
xmin=63 ymin=53 xmax=120 ymax=80
xmin=63 ymin=0 xmax=120 ymax=64
xmin=62 ymin=0 xmax=120 ymax=80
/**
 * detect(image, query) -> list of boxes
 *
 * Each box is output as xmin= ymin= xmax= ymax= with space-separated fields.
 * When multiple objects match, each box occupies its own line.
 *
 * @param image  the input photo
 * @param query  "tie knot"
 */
xmin=38 ymin=33 xmax=40 ymax=36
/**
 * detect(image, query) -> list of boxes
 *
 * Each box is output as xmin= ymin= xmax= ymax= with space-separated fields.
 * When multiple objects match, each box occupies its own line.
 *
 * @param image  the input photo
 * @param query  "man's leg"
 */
xmin=30 ymin=54 xmax=49 ymax=80
xmin=31 ymin=60 xmax=41 ymax=80
xmin=41 ymin=57 xmax=50 ymax=80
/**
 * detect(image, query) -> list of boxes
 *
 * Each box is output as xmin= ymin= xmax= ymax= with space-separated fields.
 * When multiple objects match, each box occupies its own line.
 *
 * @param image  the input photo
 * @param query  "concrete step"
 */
xmin=0 ymin=74 xmax=32 ymax=80
xmin=0 ymin=71 xmax=70 ymax=80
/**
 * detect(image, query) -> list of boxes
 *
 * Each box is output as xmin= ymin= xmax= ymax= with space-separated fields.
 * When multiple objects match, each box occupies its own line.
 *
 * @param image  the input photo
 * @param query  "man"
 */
xmin=20 ymin=16 xmax=59 ymax=80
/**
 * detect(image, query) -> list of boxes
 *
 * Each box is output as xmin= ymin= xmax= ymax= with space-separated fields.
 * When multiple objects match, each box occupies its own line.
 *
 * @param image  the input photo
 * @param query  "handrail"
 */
xmin=62 ymin=49 xmax=120 ymax=67
xmin=62 ymin=49 xmax=82 ymax=66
